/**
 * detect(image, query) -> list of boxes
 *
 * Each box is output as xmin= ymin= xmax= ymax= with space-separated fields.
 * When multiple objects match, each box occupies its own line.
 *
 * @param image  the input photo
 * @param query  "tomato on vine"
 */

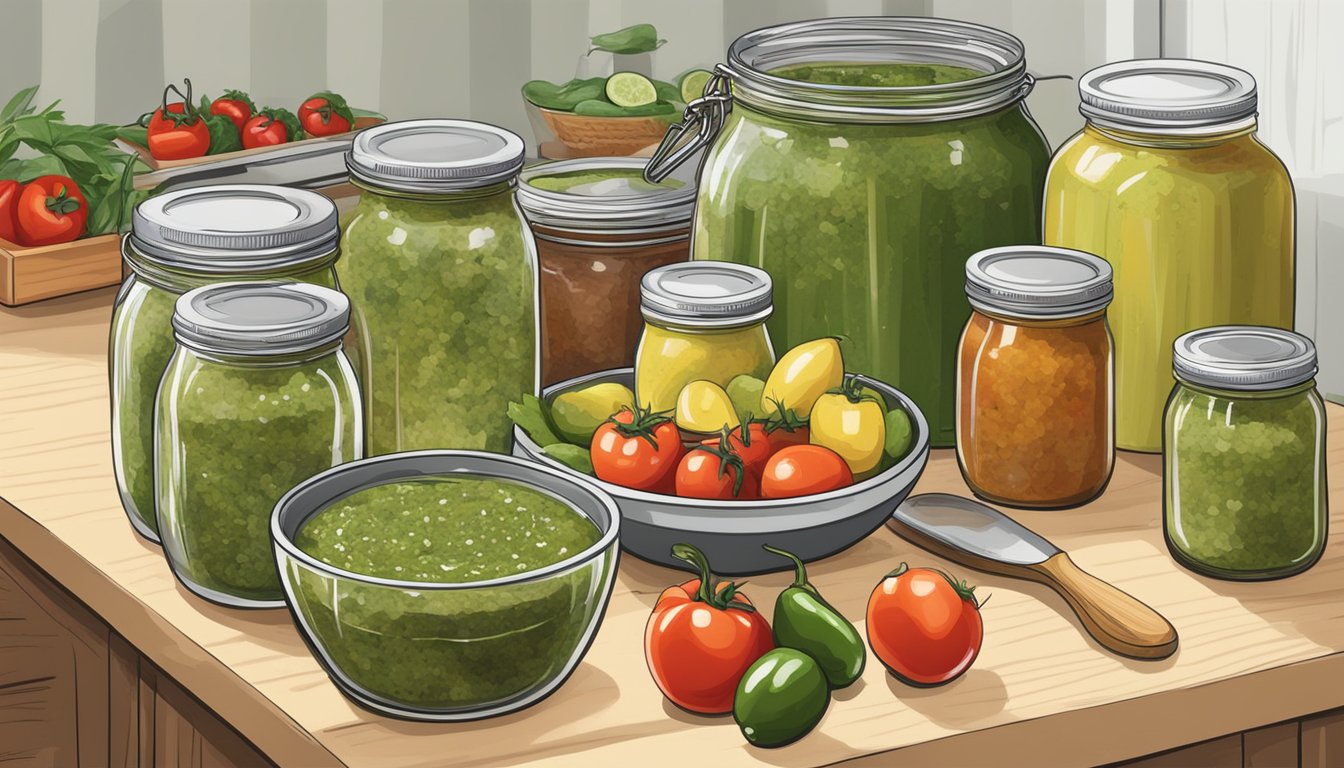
xmin=146 ymin=79 xmax=210 ymax=160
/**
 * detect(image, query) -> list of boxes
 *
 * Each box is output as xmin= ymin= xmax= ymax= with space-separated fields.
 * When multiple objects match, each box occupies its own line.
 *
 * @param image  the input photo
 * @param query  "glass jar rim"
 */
xmin=172 ymin=281 xmax=351 ymax=357
xmin=725 ymin=16 xmax=1033 ymax=124
xmin=122 ymin=234 xmax=339 ymax=290
xmin=517 ymin=157 xmax=697 ymax=231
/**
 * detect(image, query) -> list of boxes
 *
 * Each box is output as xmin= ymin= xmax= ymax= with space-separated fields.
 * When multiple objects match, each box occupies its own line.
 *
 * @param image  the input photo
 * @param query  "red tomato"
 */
xmin=147 ymin=102 xmax=209 ymax=160
xmin=210 ymin=89 xmax=255 ymax=132
xmin=0 ymin=180 xmax=21 ymax=245
xmin=866 ymin=564 xmax=984 ymax=686
xmin=764 ymin=404 xmax=810 ymax=450
xmin=676 ymin=446 xmax=759 ymax=500
xmin=15 ymin=176 xmax=87 ymax=246
xmin=298 ymin=91 xmax=354 ymax=137
xmin=242 ymin=112 xmax=291 ymax=149
xmin=760 ymin=444 xmax=852 ymax=499
xmin=766 ymin=425 xmax=810 ymax=451
xmin=645 ymin=544 xmax=774 ymax=714
xmin=591 ymin=406 xmax=685 ymax=494
xmin=701 ymin=422 xmax=773 ymax=480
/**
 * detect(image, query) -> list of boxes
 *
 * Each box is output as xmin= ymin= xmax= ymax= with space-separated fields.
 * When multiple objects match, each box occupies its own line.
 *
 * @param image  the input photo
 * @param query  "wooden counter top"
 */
xmin=3 ymin=288 xmax=1344 ymax=767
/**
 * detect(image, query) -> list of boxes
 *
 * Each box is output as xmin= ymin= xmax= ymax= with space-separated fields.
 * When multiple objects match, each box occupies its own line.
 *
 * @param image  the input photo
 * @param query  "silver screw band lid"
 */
xmin=347 ymin=119 xmax=525 ymax=193
xmin=965 ymin=246 xmax=1113 ymax=318
xmin=172 ymin=281 xmax=351 ymax=357
xmin=1079 ymin=59 xmax=1258 ymax=134
xmin=1173 ymin=326 xmax=1317 ymax=391
xmin=130 ymin=185 xmax=339 ymax=271
xmin=640 ymin=263 xmax=773 ymax=328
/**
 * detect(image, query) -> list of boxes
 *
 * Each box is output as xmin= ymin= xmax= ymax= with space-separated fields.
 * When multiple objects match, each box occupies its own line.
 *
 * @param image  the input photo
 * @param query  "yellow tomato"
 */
xmin=676 ymin=380 xmax=741 ymax=434
xmin=760 ymin=338 xmax=844 ymax=418
xmin=809 ymin=387 xmax=886 ymax=474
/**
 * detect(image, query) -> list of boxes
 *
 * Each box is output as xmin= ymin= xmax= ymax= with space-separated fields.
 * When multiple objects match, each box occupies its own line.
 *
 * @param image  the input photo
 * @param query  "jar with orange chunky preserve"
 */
xmin=956 ymin=246 xmax=1115 ymax=508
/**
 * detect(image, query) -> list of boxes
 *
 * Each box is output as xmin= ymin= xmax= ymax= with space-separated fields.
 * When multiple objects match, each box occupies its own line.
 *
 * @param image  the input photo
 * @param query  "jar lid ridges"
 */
xmin=1173 ymin=326 xmax=1317 ymax=391
xmin=172 ymin=282 xmax=352 ymax=357
xmin=640 ymin=263 xmax=773 ymax=328
xmin=964 ymin=246 xmax=1113 ymax=318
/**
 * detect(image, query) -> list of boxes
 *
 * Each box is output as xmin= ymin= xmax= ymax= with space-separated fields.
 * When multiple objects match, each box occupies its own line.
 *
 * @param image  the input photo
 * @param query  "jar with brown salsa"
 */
xmin=516 ymin=157 xmax=696 ymax=385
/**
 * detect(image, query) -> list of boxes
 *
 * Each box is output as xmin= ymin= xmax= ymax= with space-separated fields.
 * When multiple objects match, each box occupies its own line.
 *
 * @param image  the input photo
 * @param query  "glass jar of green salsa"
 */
xmin=340 ymin=120 xmax=538 ymax=455
xmin=110 ymin=185 xmax=342 ymax=542
xmin=647 ymin=17 xmax=1051 ymax=447
xmin=156 ymin=282 xmax=362 ymax=607
xmin=1164 ymin=327 xmax=1327 ymax=580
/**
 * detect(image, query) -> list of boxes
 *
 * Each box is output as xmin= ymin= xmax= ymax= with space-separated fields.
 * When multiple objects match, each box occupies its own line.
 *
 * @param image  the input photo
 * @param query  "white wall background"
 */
xmin=0 ymin=0 xmax=1337 ymax=395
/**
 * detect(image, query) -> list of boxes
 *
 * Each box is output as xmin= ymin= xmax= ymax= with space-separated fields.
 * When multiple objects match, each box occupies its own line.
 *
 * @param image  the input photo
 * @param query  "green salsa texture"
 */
xmin=527 ymin=168 xmax=685 ymax=194
xmin=338 ymin=186 xmax=536 ymax=456
xmin=771 ymin=62 xmax=985 ymax=87
xmin=1165 ymin=383 xmax=1327 ymax=578
xmin=283 ymin=475 xmax=611 ymax=711
xmin=155 ymin=346 xmax=359 ymax=604
xmin=295 ymin=477 xmax=599 ymax=581
xmin=693 ymin=62 xmax=1049 ymax=447
xmin=110 ymin=260 xmax=338 ymax=540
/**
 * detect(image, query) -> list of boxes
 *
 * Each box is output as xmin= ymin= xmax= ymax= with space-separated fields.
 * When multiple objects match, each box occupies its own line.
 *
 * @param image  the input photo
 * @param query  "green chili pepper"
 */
xmin=589 ymin=23 xmax=666 ymax=55
xmin=733 ymin=648 xmax=829 ymax=749
xmin=763 ymin=544 xmax=866 ymax=688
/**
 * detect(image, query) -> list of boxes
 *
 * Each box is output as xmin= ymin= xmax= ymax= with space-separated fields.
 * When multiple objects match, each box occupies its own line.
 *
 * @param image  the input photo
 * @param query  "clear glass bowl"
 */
xmin=271 ymin=451 xmax=621 ymax=721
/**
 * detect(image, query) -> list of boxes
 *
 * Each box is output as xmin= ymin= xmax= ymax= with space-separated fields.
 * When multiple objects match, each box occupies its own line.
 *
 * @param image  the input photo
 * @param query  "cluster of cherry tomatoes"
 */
xmin=0 ymin=175 xmax=87 ymax=247
xmin=143 ymin=78 xmax=357 ymax=161
xmin=590 ymin=405 xmax=854 ymax=500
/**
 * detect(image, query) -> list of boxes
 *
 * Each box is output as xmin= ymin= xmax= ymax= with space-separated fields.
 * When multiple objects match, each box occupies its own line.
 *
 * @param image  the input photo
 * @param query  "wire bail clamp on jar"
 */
xmin=644 ymin=65 xmax=734 ymax=184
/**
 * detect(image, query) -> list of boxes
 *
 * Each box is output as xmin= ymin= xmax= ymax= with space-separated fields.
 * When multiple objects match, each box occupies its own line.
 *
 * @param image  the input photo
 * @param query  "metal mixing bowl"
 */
xmin=512 ymin=369 xmax=929 ymax=575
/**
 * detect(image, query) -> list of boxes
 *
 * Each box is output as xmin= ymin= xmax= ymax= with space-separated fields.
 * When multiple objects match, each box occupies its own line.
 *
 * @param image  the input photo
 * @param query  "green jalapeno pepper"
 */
xmin=763 ymin=544 xmax=866 ymax=688
xmin=733 ymin=647 xmax=829 ymax=749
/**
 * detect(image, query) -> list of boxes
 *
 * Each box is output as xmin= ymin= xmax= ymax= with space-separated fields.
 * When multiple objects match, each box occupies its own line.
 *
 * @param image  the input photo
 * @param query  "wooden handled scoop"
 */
xmin=887 ymin=493 xmax=1178 ymax=660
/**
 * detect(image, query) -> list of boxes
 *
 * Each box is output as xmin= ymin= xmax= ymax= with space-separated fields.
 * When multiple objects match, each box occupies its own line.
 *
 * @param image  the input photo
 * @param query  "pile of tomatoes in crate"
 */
xmin=129 ymin=78 xmax=369 ymax=161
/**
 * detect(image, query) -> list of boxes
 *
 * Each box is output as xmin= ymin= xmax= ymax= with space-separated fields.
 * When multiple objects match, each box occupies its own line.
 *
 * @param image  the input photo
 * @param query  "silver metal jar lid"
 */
xmin=1173 ymin=326 xmax=1317 ymax=391
xmin=172 ymin=281 xmax=351 ymax=356
xmin=640 ymin=263 xmax=773 ymax=328
xmin=965 ymin=246 xmax=1113 ymax=318
xmin=130 ymin=185 xmax=339 ymax=272
xmin=725 ymin=17 xmax=1033 ymax=124
xmin=347 ymin=119 xmax=525 ymax=193
xmin=1079 ymin=59 xmax=1258 ymax=135
xmin=516 ymin=157 xmax=697 ymax=232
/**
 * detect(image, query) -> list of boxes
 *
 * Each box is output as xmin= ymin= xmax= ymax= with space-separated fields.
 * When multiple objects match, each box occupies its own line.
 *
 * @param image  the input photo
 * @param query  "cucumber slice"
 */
xmin=679 ymin=69 xmax=713 ymax=103
xmin=605 ymin=72 xmax=657 ymax=108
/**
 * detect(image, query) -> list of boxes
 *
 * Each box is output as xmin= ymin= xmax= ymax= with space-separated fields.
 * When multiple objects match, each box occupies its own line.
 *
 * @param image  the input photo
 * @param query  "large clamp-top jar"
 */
xmin=110 ymin=185 xmax=342 ymax=542
xmin=1045 ymin=60 xmax=1295 ymax=453
xmin=646 ymin=17 xmax=1051 ymax=447
xmin=339 ymin=120 xmax=539 ymax=456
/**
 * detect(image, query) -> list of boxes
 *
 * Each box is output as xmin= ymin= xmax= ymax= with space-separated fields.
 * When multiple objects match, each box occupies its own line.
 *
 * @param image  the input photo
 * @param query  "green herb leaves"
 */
xmin=0 ymin=85 xmax=148 ymax=238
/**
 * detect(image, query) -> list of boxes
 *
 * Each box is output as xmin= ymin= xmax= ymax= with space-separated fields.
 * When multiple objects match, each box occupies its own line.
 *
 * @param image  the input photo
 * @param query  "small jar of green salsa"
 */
xmin=1164 ymin=327 xmax=1328 ymax=580
xmin=111 ymin=186 xmax=342 ymax=542
xmin=649 ymin=18 xmax=1051 ymax=447
xmin=339 ymin=120 xmax=538 ymax=456
xmin=157 ymin=282 xmax=362 ymax=607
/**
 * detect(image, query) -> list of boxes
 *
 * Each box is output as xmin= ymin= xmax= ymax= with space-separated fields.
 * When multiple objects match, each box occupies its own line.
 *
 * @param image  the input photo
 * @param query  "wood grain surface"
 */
xmin=3 ymin=288 xmax=1344 ymax=767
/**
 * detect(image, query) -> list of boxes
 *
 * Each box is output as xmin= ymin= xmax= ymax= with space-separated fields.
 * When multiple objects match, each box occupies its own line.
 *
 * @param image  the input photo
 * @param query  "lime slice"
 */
xmin=605 ymin=72 xmax=657 ymax=108
xmin=679 ymin=69 xmax=713 ymax=103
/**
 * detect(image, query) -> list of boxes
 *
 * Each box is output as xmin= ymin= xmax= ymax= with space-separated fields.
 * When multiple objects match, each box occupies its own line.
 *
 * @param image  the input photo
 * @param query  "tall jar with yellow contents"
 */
xmin=1044 ymin=59 xmax=1294 ymax=453
xmin=634 ymin=263 xmax=774 ymax=413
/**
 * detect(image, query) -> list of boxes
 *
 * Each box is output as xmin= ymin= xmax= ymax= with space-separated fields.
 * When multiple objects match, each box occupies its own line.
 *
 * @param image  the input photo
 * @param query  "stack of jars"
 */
xmin=110 ymin=118 xmax=548 ymax=608
xmin=111 ymin=185 xmax=364 ymax=607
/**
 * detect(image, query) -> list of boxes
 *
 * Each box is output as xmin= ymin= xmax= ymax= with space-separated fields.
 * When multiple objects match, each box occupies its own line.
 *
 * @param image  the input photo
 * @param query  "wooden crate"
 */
xmin=0 ymin=234 xmax=124 ymax=307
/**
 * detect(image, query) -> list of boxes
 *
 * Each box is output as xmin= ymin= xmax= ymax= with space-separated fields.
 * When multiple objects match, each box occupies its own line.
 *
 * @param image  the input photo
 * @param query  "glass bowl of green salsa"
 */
xmin=272 ymin=451 xmax=620 ymax=721
xmin=513 ymin=369 xmax=930 ymax=575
